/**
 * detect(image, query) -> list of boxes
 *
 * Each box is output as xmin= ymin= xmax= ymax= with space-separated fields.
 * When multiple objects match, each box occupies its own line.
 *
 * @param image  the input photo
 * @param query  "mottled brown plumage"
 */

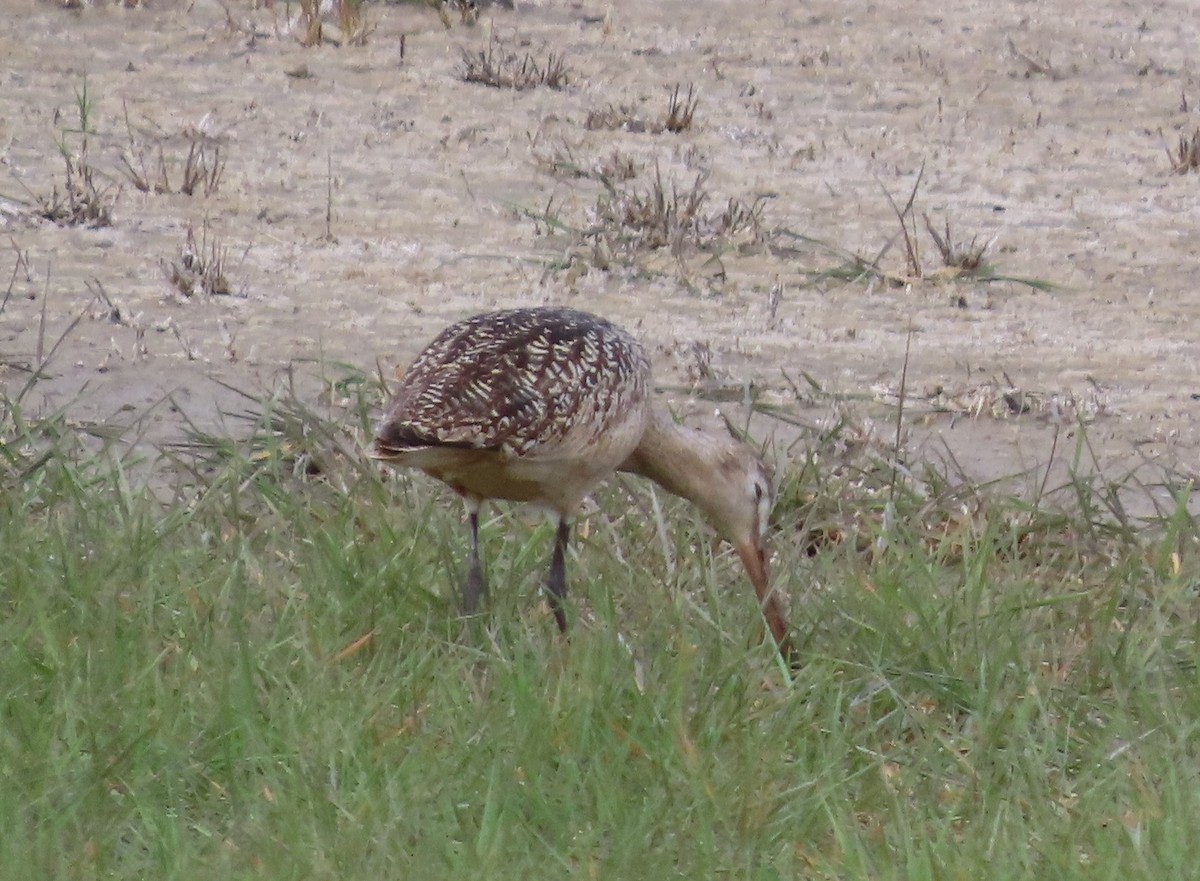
xmin=369 ymin=307 xmax=793 ymax=659
xmin=374 ymin=308 xmax=650 ymax=514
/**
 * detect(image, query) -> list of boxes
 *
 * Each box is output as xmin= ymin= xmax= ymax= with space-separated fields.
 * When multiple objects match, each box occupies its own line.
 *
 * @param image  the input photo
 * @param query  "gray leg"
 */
xmin=462 ymin=505 xmax=487 ymax=614
xmin=545 ymin=518 xmax=570 ymax=634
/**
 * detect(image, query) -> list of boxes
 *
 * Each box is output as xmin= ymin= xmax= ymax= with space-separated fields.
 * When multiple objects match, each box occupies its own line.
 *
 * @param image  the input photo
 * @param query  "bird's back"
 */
xmin=372 ymin=307 xmax=652 ymax=511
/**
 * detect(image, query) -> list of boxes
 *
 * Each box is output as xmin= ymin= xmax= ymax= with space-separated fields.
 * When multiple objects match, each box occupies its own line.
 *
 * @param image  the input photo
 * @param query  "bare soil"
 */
xmin=3 ymin=0 xmax=1200 ymax=509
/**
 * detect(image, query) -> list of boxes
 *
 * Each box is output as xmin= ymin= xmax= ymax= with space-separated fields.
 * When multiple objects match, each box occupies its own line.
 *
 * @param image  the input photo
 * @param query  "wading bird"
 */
xmin=369 ymin=307 xmax=792 ymax=659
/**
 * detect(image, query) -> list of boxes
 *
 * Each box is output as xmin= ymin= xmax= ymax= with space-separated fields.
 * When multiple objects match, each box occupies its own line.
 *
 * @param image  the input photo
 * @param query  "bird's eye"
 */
xmin=752 ymin=477 xmax=773 ymax=540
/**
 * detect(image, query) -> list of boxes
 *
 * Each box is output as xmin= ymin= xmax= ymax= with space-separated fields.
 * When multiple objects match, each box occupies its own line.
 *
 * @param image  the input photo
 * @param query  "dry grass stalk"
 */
xmin=2 ymin=239 xmax=33 ymax=315
xmin=335 ymin=0 xmax=373 ymax=45
xmin=664 ymin=83 xmax=698 ymax=133
xmin=32 ymin=155 xmax=114 ymax=228
xmin=458 ymin=36 xmax=570 ymax=90
xmin=532 ymin=143 xmax=638 ymax=185
xmin=878 ymin=165 xmax=994 ymax=281
xmin=1167 ymin=129 xmax=1200 ymax=174
xmin=598 ymin=150 xmax=637 ymax=182
xmin=530 ymin=141 xmax=587 ymax=179
xmin=30 ymin=81 xmax=115 ymax=228
xmin=297 ymin=0 xmax=324 ymax=46
xmin=584 ymin=104 xmax=642 ymax=132
xmin=179 ymin=140 xmax=226 ymax=196
xmin=589 ymin=165 xmax=765 ymax=257
xmin=879 ymin=163 xmax=925 ymax=278
xmin=121 ymin=109 xmax=226 ymax=197
xmin=428 ymin=0 xmax=479 ymax=28
xmin=163 ymin=222 xmax=232 ymax=298
xmin=923 ymin=214 xmax=990 ymax=273
xmin=1006 ymin=37 xmax=1065 ymax=81
xmin=586 ymin=83 xmax=700 ymax=134
xmin=293 ymin=0 xmax=373 ymax=47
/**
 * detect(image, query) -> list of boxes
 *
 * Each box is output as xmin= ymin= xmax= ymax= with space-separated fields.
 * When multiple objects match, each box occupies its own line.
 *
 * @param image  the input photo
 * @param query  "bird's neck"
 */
xmin=621 ymin=408 xmax=729 ymax=526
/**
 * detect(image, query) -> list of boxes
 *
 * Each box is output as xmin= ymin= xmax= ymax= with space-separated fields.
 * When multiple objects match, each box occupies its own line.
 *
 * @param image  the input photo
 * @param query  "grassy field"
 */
xmin=3 ymin=381 xmax=1200 ymax=880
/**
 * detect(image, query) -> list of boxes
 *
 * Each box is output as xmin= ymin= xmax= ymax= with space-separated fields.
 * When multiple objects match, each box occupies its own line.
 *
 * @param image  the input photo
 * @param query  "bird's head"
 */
xmin=703 ymin=445 xmax=774 ymax=595
xmin=622 ymin=411 xmax=793 ymax=659
xmin=698 ymin=442 xmax=793 ymax=659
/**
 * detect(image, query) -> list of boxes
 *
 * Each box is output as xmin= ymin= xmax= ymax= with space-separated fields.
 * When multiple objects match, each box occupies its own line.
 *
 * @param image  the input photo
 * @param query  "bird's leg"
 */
xmin=544 ymin=518 xmax=570 ymax=634
xmin=462 ymin=500 xmax=487 ymax=615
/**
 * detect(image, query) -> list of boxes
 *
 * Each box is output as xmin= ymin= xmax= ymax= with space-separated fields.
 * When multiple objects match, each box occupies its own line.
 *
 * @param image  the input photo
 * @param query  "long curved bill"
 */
xmin=736 ymin=539 xmax=795 ymax=663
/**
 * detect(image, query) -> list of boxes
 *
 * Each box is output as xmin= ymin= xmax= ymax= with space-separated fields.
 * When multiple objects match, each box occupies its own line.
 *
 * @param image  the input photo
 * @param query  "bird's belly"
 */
xmin=429 ymin=453 xmax=615 ymax=511
xmin=387 ymin=398 xmax=650 ymax=514
xmin=435 ymin=456 xmax=554 ymax=504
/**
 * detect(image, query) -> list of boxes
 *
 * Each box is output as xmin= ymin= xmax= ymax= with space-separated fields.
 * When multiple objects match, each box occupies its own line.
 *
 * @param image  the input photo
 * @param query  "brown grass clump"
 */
xmin=163 ymin=222 xmax=232 ymax=298
xmin=532 ymin=142 xmax=639 ymax=185
xmin=598 ymin=150 xmax=638 ymax=182
xmin=589 ymin=165 xmax=765 ymax=256
xmin=293 ymin=0 xmax=374 ymax=47
xmin=120 ymin=109 xmax=226 ymax=197
xmin=584 ymin=104 xmax=639 ymax=132
xmin=23 ymin=81 xmax=116 ymax=228
xmin=586 ymin=83 xmax=699 ymax=134
xmin=429 ymin=0 xmax=480 ymax=28
xmin=923 ymin=214 xmax=990 ymax=273
xmin=664 ymin=83 xmax=698 ymax=133
xmin=877 ymin=165 xmax=995 ymax=281
xmin=32 ymin=152 xmax=114 ymax=228
xmin=458 ymin=35 xmax=570 ymax=90
xmin=1167 ymin=129 xmax=1200 ymax=174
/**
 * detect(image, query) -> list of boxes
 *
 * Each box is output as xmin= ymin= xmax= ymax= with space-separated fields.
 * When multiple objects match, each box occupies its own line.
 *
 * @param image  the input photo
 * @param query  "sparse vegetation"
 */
xmin=19 ymin=80 xmax=116 ymax=227
xmin=664 ymin=83 xmax=698 ymax=133
xmin=520 ymin=159 xmax=767 ymax=281
xmin=770 ymin=223 xmax=1055 ymax=292
xmin=1007 ymin=36 xmax=1066 ymax=80
xmin=458 ymin=34 xmax=570 ymax=90
xmin=1168 ymin=128 xmax=1200 ymax=174
xmin=793 ymin=163 xmax=1038 ymax=288
xmin=587 ymin=166 xmax=765 ymax=257
xmin=292 ymin=0 xmax=373 ymax=47
xmin=528 ymin=149 xmax=1049 ymax=290
xmin=583 ymin=103 xmax=640 ymax=132
xmin=598 ymin=149 xmax=638 ymax=182
xmin=531 ymin=142 xmax=639 ymax=184
xmin=878 ymin=163 xmax=929 ymax=280
xmin=586 ymin=83 xmax=700 ymax=134
xmin=923 ymin=212 xmax=991 ymax=273
xmin=120 ymin=107 xmax=226 ymax=197
xmin=163 ymin=221 xmax=233 ymax=298
xmin=428 ymin=0 xmax=479 ymax=28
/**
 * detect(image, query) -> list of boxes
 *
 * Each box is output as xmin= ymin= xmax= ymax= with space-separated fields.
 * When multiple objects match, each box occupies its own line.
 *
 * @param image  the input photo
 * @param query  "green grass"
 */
xmin=2 ymin=388 xmax=1200 ymax=880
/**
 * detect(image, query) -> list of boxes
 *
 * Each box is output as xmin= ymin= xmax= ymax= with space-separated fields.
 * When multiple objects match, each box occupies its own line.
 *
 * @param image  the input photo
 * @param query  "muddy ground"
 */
xmin=3 ymin=0 xmax=1200 ymax=512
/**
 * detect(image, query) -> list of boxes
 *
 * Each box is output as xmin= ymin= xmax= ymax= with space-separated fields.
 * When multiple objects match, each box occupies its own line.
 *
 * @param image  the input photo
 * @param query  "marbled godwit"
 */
xmin=369 ymin=307 xmax=792 ymax=659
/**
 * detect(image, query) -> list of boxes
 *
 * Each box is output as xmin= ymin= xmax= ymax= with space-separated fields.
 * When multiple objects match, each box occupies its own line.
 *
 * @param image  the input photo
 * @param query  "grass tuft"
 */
xmin=586 ymin=165 xmax=765 ymax=260
xmin=664 ymin=82 xmax=699 ymax=133
xmin=458 ymin=34 xmax=571 ymax=91
xmin=586 ymin=82 xmax=700 ymax=134
xmin=1167 ymin=128 xmax=1200 ymax=174
xmin=922 ymin=212 xmax=991 ymax=273
xmin=428 ymin=0 xmax=481 ymax=29
xmin=292 ymin=0 xmax=374 ymax=47
xmin=18 ymin=79 xmax=116 ymax=227
xmin=119 ymin=106 xmax=227 ymax=197
xmin=162 ymin=221 xmax=234 ymax=298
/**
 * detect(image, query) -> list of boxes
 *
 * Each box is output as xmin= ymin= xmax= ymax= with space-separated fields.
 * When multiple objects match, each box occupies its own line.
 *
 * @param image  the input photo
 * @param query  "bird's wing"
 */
xmin=372 ymin=309 xmax=649 ymax=460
